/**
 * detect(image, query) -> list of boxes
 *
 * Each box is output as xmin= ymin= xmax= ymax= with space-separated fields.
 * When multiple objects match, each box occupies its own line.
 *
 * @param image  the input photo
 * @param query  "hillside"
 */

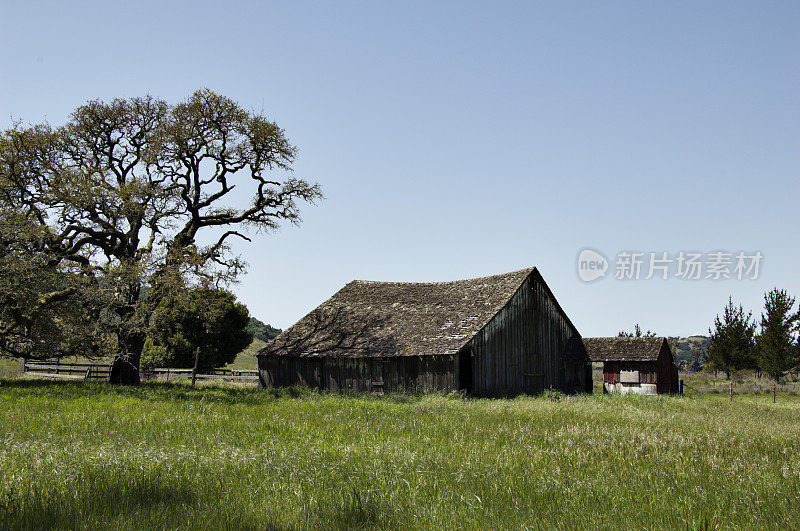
xmin=245 ymin=317 xmax=282 ymax=343
xmin=667 ymin=335 xmax=710 ymax=370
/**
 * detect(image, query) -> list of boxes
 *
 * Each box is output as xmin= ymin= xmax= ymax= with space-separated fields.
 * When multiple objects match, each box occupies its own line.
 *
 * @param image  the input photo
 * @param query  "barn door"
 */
xmin=458 ymin=347 xmax=473 ymax=393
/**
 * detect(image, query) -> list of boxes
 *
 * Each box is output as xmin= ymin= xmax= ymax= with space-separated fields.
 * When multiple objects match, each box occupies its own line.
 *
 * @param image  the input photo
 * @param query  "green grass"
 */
xmin=224 ymin=338 xmax=265 ymax=370
xmin=1 ymin=382 xmax=799 ymax=529
xmin=0 ymin=359 xmax=22 ymax=380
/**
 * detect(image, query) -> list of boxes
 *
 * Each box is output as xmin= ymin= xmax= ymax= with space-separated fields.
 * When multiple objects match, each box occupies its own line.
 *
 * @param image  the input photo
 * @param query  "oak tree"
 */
xmin=0 ymin=89 xmax=321 ymax=383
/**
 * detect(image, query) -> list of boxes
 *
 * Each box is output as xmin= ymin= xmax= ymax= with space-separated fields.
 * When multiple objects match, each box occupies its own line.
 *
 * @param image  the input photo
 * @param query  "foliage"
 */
xmin=0 ymin=204 xmax=113 ymax=360
xmin=755 ymin=289 xmax=799 ymax=385
xmin=0 ymin=89 xmax=321 ymax=382
xmin=141 ymin=288 xmax=251 ymax=373
xmin=668 ymin=336 xmax=710 ymax=372
xmin=617 ymin=324 xmax=655 ymax=338
xmin=2 ymin=382 xmax=800 ymax=529
xmin=704 ymin=297 xmax=756 ymax=379
xmin=245 ymin=317 xmax=281 ymax=343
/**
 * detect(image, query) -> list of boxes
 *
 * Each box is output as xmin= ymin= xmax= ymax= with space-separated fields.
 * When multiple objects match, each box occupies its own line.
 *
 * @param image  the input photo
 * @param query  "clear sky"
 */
xmin=2 ymin=1 xmax=798 ymax=337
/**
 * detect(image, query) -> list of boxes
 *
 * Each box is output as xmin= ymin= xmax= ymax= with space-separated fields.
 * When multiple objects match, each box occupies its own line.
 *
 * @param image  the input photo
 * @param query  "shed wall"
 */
xmin=601 ymin=342 xmax=680 ymax=395
xmin=656 ymin=342 xmax=680 ymax=394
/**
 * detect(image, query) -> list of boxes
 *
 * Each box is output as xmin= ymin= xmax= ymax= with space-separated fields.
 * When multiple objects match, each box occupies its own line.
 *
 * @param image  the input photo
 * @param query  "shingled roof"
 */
xmin=259 ymin=268 xmax=540 ymax=358
xmin=583 ymin=337 xmax=667 ymax=362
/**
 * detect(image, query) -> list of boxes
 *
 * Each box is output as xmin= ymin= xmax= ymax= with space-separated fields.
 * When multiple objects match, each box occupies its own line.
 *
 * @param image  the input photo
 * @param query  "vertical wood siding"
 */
xmin=258 ymin=354 xmax=456 ymax=393
xmin=468 ymin=273 xmax=587 ymax=396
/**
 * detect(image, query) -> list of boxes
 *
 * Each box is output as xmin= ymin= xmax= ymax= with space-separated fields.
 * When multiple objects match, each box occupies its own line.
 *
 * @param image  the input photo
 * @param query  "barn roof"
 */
xmin=583 ymin=337 xmax=667 ymax=362
xmin=259 ymin=267 xmax=550 ymax=358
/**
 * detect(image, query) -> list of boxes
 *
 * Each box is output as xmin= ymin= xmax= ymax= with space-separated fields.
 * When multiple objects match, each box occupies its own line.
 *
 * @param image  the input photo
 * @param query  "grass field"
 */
xmin=1 ymin=382 xmax=799 ymax=529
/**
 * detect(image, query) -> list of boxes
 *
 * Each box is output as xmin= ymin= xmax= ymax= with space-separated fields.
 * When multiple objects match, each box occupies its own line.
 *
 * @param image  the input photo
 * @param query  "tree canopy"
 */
xmin=0 ymin=89 xmax=321 ymax=383
xmin=755 ymin=289 xmax=799 ymax=392
xmin=617 ymin=324 xmax=655 ymax=338
xmin=704 ymin=297 xmax=756 ymax=379
xmin=141 ymin=287 xmax=251 ymax=374
xmin=246 ymin=317 xmax=281 ymax=343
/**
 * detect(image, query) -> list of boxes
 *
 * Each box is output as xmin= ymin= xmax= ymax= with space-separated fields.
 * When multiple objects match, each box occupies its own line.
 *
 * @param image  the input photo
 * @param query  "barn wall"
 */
xmin=258 ymin=354 xmax=456 ymax=393
xmin=469 ymin=275 xmax=534 ymax=395
xmin=469 ymin=272 xmax=588 ymax=396
xmin=530 ymin=272 xmax=588 ymax=394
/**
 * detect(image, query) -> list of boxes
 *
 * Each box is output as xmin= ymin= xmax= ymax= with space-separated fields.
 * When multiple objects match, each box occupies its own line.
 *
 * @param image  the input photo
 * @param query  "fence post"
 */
xmin=191 ymin=348 xmax=200 ymax=387
xmin=680 ymin=379 xmax=684 ymax=395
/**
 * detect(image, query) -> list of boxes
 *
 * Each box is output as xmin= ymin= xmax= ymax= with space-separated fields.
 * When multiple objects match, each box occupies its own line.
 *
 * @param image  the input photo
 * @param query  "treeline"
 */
xmin=246 ymin=318 xmax=282 ymax=343
xmin=705 ymin=289 xmax=800 ymax=398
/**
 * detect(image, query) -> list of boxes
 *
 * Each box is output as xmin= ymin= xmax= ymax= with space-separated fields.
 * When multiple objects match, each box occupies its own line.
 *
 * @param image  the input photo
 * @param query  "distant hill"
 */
xmin=667 ymin=336 xmax=709 ymax=371
xmin=245 ymin=317 xmax=282 ymax=343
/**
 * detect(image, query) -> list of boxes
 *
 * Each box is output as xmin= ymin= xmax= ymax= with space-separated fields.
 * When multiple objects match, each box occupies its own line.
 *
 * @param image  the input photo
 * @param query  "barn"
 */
xmin=257 ymin=267 xmax=591 ymax=396
xmin=584 ymin=337 xmax=680 ymax=395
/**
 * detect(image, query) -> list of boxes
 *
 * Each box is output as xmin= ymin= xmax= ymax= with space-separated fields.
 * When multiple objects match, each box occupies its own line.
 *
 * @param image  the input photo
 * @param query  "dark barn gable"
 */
xmin=584 ymin=337 xmax=680 ymax=395
xmin=257 ymin=268 xmax=590 ymax=396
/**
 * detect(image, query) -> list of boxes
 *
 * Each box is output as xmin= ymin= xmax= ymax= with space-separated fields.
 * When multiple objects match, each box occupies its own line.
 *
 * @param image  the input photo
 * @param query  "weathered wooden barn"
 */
xmin=584 ymin=337 xmax=679 ymax=395
xmin=257 ymin=268 xmax=591 ymax=396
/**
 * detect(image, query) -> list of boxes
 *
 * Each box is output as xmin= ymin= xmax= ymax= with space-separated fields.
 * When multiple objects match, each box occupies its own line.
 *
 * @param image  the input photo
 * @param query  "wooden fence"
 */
xmin=148 ymin=367 xmax=259 ymax=382
xmin=23 ymin=360 xmax=111 ymax=381
xmin=22 ymin=361 xmax=258 ymax=383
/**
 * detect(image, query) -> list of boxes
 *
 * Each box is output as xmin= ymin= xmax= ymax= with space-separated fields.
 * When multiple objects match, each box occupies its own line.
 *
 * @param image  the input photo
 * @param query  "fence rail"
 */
xmin=149 ymin=367 xmax=259 ymax=382
xmin=23 ymin=361 xmax=259 ymax=383
xmin=23 ymin=360 xmax=111 ymax=381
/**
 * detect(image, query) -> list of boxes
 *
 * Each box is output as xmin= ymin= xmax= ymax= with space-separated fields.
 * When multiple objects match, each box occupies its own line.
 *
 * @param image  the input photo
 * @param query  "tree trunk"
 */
xmin=773 ymin=381 xmax=776 ymax=403
xmin=109 ymin=354 xmax=141 ymax=385
xmin=729 ymin=380 xmax=733 ymax=402
xmin=109 ymin=331 xmax=145 ymax=385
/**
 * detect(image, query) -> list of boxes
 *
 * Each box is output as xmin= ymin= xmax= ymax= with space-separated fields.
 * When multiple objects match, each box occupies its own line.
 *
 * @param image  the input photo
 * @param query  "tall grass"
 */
xmin=1 ymin=381 xmax=799 ymax=529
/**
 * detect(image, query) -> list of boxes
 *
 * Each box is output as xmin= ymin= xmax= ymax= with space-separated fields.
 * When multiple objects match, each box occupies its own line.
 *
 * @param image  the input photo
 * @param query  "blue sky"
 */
xmin=2 ymin=1 xmax=798 ymax=336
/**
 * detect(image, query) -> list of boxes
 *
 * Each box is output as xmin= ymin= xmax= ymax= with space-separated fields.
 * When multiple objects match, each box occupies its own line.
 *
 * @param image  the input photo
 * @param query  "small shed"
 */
xmin=584 ymin=337 xmax=679 ymax=395
xmin=257 ymin=267 xmax=591 ymax=396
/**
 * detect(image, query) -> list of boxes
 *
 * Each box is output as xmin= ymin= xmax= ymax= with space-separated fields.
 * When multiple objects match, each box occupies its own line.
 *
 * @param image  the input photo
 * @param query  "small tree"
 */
xmin=704 ymin=297 xmax=756 ymax=382
xmin=142 ymin=287 xmax=252 ymax=375
xmin=618 ymin=324 xmax=656 ymax=338
xmin=755 ymin=289 xmax=799 ymax=402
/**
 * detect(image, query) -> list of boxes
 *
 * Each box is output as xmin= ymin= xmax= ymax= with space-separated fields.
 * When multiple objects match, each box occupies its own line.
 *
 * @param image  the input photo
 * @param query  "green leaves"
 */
xmin=142 ymin=287 xmax=252 ymax=373
xmin=705 ymin=297 xmax=757 ymax=379
xmin=755 ymin=289 xmax=799 ymax=382
xmin=0 ymin=89 xmax=321 ymax=371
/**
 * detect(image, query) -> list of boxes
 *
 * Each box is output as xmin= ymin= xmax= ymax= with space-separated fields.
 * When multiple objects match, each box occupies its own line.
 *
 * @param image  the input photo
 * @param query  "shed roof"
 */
xmin=259 ymin=267 xmax=544 ymax=358
xmin=583 ymin=337 xmax=667 ymax=362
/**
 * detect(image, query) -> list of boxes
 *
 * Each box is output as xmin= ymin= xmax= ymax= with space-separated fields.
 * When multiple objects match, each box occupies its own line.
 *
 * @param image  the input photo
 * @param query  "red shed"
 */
xmin=584 ymin=337 xmax=679 ymax=395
